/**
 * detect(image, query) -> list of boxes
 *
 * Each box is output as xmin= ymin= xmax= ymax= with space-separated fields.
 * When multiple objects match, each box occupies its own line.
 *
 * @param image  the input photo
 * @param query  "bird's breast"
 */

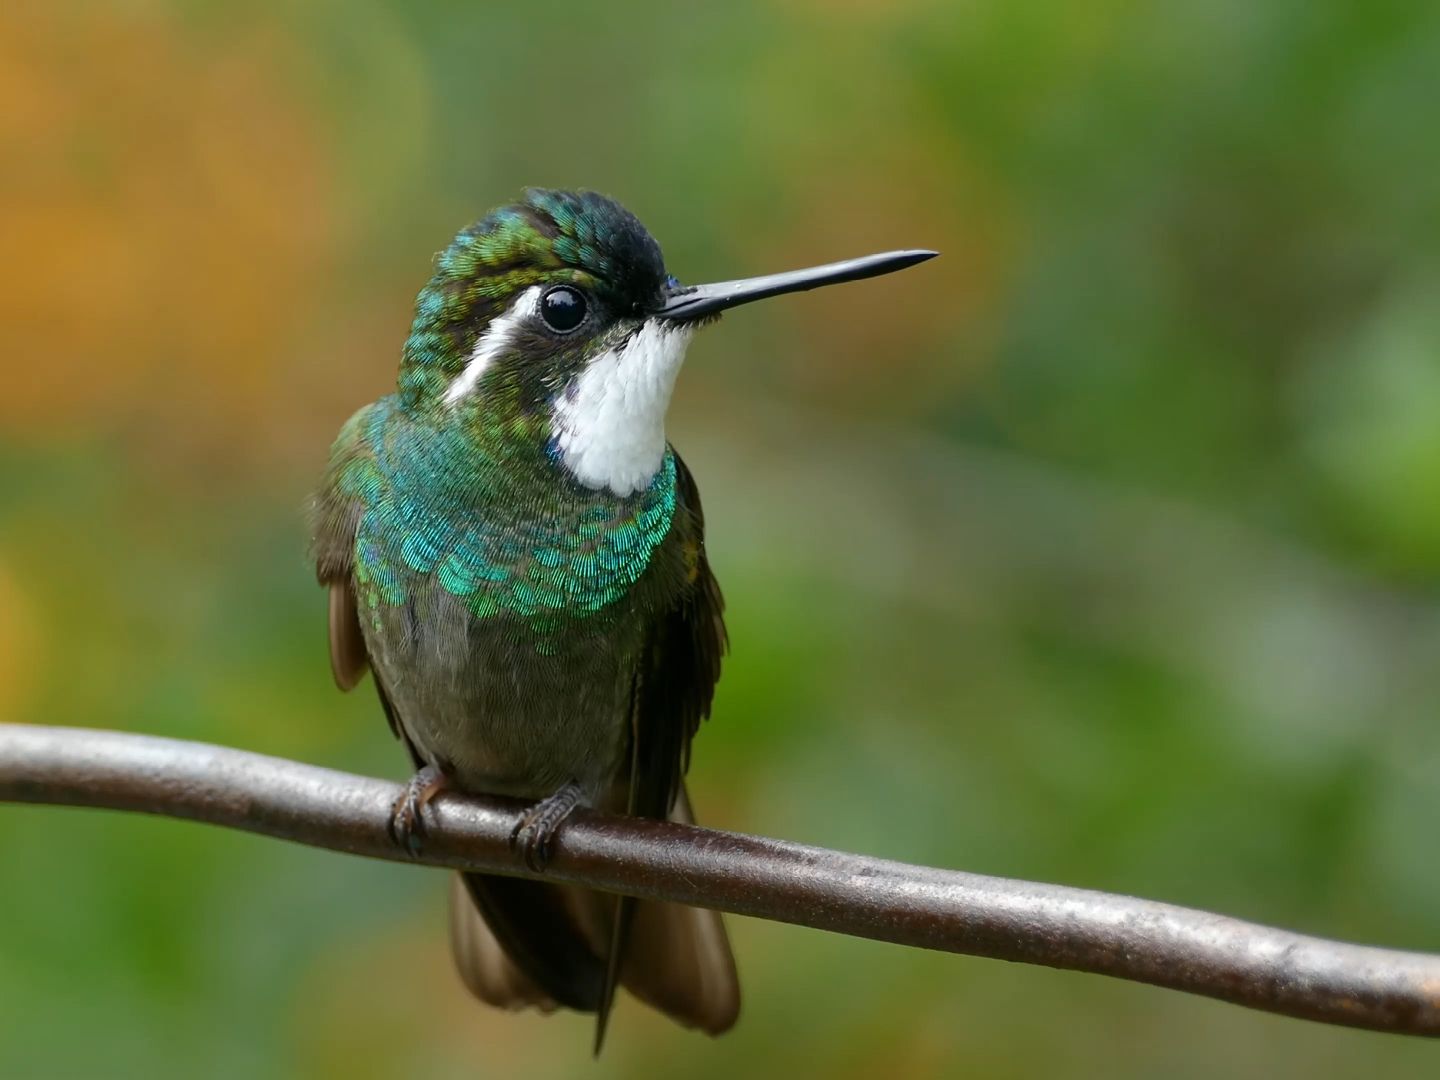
xmin=342 ymin=413 xmax=695 ymax=798
xmin=363 ymin=577 xmax=663 ymax=800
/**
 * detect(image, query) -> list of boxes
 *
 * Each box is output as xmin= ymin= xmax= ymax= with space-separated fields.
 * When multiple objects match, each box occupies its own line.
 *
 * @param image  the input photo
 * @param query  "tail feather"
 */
xmin=455 ymin=873 xmax=606 ymax=1012
xmin=448 ymin=875 xmax=556 ymax=1012
xmin=618 ymin=896 xmax=739 ymax=1034
xmin=593 ymin=894 xmax=634 ymax=1056
xmin=447 ymin=784 xmax=740 ymax=1041
xmin=617 ymin=785 xmax=739 ymax=1035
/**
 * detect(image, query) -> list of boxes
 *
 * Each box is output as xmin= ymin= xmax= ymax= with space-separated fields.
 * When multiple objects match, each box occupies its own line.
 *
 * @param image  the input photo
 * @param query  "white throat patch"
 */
xmin=442 ymin=286 xmax=540 ymax=406
xmin=551 ymin=319 xmax=695 ymax=497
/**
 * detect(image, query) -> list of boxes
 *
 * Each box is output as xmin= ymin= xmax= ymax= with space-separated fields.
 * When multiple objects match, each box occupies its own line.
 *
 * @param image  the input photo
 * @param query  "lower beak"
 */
xmin=655 ymin=249 xmax=938 ymax=322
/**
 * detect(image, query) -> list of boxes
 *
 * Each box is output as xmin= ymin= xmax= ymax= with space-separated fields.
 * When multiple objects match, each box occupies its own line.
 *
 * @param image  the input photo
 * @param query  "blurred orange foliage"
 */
xmin=0 ymin=7 xmax=335 ymax=455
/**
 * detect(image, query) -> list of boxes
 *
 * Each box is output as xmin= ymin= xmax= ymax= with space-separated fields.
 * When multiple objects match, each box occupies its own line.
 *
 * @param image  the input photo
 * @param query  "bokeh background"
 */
xmin=3 ymin=2 xmax=1439 ymax=1076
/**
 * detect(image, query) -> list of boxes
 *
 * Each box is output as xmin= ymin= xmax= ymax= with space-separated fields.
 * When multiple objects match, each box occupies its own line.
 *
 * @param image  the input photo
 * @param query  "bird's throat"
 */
xmin=549 ymin=319 xmax=694 ymax=497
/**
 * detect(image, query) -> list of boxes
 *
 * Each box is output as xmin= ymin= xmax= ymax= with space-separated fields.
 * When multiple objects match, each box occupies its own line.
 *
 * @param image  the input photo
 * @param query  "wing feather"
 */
xmin=596 ymin=451 xmax=736 ymax=1047
xmin=327 ymin=582 xmax=368 ymax=691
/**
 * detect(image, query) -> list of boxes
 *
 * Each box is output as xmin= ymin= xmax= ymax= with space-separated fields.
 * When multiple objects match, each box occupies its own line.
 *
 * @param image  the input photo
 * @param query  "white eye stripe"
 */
xmin=441 ymin=286 xmax=541 ymax=406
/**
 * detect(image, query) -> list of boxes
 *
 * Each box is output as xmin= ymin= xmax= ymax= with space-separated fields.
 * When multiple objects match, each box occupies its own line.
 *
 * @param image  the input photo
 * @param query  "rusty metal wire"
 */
xmin=2 ymin=723 xmax=1437 ymax=1037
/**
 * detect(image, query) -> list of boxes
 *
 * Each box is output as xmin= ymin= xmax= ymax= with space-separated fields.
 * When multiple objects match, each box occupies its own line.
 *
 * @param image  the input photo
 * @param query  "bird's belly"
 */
xmin=364 ymin=595 xmax=644 ymax=803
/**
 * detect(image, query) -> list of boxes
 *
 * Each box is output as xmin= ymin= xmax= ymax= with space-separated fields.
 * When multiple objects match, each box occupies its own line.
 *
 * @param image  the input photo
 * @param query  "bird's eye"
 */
xmin=539 ymin=286 xmax=587 ymax=333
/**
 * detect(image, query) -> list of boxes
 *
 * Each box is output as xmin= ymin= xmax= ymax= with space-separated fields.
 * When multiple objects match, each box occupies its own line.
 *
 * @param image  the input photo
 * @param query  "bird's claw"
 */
xmin=510 ymin=782 xmax=584 ymax=872
xmin=388 ymin=765 xmax=447 ymax=857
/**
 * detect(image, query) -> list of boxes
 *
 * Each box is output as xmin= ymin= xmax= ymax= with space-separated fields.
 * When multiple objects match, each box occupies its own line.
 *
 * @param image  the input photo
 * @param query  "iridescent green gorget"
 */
xmin=334 ymin=396 xmax=677 ymax=630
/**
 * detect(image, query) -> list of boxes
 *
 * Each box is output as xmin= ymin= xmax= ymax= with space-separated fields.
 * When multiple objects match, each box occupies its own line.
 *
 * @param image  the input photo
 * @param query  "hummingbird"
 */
xmin=310 ymin=188 xmax=935 ymax=1048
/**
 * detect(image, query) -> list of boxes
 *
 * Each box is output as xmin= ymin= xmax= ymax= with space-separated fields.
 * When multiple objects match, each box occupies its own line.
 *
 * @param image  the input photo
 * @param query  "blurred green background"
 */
xmin=3 ymin=2 xmax=1439 ymax=1076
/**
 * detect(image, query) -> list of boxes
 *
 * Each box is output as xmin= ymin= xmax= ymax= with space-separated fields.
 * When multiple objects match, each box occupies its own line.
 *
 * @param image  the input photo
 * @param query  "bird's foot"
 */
xmin=510 ymin=781 xmax=584 ymax=872
xmin=388 ymin=764 xmax=448 ymax=857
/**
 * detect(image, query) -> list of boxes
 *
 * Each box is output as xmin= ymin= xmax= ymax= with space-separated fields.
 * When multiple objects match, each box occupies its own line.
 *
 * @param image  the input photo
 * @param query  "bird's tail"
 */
xmin=447 ymin=784 xmax=739 ymax=1047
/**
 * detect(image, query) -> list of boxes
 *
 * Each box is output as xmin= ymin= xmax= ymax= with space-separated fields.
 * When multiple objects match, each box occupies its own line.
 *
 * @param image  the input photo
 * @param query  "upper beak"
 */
xmin=655 ymin=249 xmax=939 ymax=322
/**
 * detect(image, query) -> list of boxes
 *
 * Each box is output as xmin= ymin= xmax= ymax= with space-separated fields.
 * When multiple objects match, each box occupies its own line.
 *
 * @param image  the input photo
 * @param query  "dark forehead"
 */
xmin=451 ymin=189 xmax=668 ymax=306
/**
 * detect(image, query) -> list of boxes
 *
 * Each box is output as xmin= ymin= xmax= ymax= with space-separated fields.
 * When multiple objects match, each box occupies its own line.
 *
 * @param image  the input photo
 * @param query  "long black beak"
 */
xmin=655 ymin=249 xmax=938 ymax=322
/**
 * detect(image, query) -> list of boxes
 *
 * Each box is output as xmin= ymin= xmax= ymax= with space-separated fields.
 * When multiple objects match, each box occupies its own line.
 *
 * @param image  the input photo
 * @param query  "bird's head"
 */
xmin=399 ymin=188 xmax=935 ymax=496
